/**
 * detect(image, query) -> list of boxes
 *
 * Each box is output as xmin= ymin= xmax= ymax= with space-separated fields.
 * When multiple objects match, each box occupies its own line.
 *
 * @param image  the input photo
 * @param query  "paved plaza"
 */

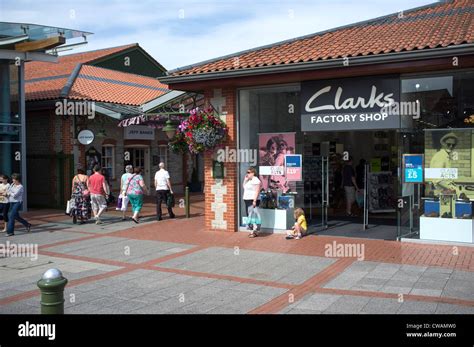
xmin=1 ymin=202 xmax=474 ymax=315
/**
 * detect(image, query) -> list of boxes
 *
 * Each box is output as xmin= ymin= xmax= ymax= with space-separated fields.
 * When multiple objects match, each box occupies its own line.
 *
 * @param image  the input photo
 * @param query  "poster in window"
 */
xmin=258 ymin=132 xmax=295 ymax=193
xmin=425 ymin=130 xmax=474 ymax=199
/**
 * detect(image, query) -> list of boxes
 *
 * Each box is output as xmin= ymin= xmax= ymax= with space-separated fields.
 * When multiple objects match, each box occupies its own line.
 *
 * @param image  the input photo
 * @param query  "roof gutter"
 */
xmin=159 ymin=44 xmax=474 ymax=84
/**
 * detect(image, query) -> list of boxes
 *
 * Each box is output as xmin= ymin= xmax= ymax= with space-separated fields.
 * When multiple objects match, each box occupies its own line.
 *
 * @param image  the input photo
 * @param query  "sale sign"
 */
xmin=403 ymin=154 xmax=424 ymax=183
xmin=285 ymin=154 xmax=302 ymax=181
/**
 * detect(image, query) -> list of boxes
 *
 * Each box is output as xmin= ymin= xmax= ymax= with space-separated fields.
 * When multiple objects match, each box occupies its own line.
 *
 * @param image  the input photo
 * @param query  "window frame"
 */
xmin=101 ymin=144 xmax=115 ymax=179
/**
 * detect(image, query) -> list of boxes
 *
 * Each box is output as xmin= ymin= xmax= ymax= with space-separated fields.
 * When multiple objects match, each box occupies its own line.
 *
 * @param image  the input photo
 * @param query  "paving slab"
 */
xmin=46 ymin=236 xmax=196 ymax=264
xmin=158 ymin=247 xmax=336 ymax=285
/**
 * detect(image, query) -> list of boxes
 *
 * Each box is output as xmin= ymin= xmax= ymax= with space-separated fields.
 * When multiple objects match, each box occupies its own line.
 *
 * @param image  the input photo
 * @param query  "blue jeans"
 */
xmin=7 ymin=202 xmax=29 ymax=235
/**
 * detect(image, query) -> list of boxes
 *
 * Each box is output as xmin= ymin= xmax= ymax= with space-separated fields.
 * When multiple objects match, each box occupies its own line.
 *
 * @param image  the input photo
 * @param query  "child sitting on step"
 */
xmin=286 ymin=208 xmax=307 ymax=240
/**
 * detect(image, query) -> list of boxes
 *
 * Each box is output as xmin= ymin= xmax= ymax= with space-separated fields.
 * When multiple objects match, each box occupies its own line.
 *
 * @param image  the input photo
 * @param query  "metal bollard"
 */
xmin=185 ymin=186 xmax=190 ymax=218
xmin=37 ymin=268 xmax=68 ymax=314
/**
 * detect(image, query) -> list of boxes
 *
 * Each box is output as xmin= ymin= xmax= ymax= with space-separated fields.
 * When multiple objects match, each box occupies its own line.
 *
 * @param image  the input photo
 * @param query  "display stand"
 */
xmin=368 ymin=171 xmax=396 ymax=213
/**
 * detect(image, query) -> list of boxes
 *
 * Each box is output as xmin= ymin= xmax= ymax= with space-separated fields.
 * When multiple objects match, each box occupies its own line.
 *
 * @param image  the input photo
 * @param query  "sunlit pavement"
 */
xmin=1 ymin=196 xmax=474 ymax=314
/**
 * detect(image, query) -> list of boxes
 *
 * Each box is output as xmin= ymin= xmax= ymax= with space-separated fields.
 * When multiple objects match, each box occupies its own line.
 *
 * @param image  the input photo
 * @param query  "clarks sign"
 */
xmin=301 ymin=76 xmax=400 ymax=131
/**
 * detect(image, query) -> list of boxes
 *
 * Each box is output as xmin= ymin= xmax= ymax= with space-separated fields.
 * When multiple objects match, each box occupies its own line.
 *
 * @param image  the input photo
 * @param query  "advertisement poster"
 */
xmin=285 ymin=154 xmax=302 ymax=181
xmin=403 ymin=154 xmax=423 ymax=183
xmin=425 ymin=130 xmax=474 ymax=198
xmin=258 ymin=132 xmax=295 ymax=192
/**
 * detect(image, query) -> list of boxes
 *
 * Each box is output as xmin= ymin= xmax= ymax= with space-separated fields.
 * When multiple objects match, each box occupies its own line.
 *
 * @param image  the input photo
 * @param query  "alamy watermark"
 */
xmin=380 ymin=100 xmax=420 ymax=119
xmin=324 ymin=241 xmax=365 ymax=261
xmin=215 ymin=146 xmax=258 ymax=166
xmin=0 ymin=241 xmax=38 ymax=261
xmin=55 ymin=99 xmax=95 ymax=119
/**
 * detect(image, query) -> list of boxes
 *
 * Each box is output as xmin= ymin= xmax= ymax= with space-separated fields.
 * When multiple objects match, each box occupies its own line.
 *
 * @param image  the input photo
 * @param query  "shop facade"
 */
xmin=25 ymin=44 xmax=203 ymax=208
xmin=161 ymin=0 xmax=474 ymax=244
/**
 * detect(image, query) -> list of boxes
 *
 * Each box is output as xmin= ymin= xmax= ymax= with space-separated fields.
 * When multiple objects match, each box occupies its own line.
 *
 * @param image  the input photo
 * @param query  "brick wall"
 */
xmin=203 ymin=88 xmax=237 ymax=232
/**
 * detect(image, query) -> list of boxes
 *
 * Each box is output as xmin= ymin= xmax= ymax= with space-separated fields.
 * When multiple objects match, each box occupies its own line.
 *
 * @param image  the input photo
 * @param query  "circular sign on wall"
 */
xmin=77 ymin=129 xmax=95 ymax=145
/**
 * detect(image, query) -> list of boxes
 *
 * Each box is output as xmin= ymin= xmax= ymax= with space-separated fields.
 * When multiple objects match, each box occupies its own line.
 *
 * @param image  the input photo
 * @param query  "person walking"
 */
xmin=5 ymin=173 xmax=31 ymax=236
xmin=88 ymin=165 xmax=109 ymax=225
xmin=70 ymin=169 xmax=91 ymax=224
xmin=118 ymin=165 xmax=133 ymax=220
xmin=342 ymin=157 xmax=360 ymax=217
xmin=154 ymin=162 xmax=175 ymax=221
xmin=126 ymin=167 xmax=148 ymax=224
xmin=242 ymin=167 xmax=262 ymax=237
xmin=0 ymin=174 xmax=10 ymax=232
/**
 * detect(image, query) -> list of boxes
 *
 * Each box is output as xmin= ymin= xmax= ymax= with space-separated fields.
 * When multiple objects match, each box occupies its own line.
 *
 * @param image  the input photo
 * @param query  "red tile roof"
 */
xmin=170 ymin=0 xmax=474 ymax=77
xmin=26 ymin=44 xmax=136 ymax=80
xmin=68 ymin=65 xmax=169 ymax=105
xmin=25 ymin=44 xmax=169 ymax=105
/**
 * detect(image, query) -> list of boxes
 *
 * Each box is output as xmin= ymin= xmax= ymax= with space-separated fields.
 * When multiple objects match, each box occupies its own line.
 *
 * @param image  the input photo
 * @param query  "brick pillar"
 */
xmin=204 ymin=88 xmax=237 ymax=232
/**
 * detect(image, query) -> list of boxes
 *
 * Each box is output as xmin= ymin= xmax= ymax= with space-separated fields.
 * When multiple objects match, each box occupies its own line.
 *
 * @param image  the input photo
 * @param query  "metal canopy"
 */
xmin=0 ymin=22 xmax=92 ymax=42
xmin=95 ymin=102 xmax=142 ymax=120
xmin=143 ymin=91 xmax=205 ymax=115
xmin=117 ymin=91 xmax=206 ymax=128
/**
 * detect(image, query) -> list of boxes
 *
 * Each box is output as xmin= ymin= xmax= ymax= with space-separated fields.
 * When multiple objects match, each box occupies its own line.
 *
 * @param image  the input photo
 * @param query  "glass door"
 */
xmin=397 ymin=129 xmax=424 ymax=240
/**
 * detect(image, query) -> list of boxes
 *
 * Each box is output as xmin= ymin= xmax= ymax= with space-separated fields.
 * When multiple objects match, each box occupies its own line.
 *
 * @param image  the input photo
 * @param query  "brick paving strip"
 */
xmin=2 ymin=210 xmax=474 ymax=313
xmin=249 ymin=258 xmax=355 ymax=314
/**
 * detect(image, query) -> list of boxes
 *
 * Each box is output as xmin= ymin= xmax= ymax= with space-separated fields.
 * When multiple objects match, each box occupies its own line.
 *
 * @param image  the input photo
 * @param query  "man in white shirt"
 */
xmin=154 ymin=162 xmax=175 ymax=221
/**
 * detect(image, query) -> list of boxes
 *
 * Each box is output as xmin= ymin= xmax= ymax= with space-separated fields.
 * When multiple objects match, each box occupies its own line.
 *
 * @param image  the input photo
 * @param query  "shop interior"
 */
xmin=299 ymin=130 xmax=399 ymax=240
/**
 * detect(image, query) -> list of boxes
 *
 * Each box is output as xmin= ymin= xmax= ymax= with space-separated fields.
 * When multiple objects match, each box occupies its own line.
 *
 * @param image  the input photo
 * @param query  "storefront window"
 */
xmin=159 ymin=145 xmax=168 ymax=167
xmin=400 ymin=70 xmax=474 ymax=243
xmin=101 ymin=145 xmax=115 ymax=179
xmin=0 ymin=60 xmax=23 ymax=177
xmin=238 ymin=85 xmax=301 ymax=230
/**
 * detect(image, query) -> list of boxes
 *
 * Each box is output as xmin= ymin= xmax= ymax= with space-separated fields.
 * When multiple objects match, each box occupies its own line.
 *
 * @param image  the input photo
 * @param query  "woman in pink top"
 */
xmin=125 ymin=167 xmax=148 ymax=224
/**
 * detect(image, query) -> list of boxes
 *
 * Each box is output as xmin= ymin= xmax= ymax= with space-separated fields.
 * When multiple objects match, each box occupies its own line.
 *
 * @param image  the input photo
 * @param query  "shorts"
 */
xmin=344 ymin=186 xmax=356 ymax=204
xmin=91 ymin=194 xmax=107 ymax=210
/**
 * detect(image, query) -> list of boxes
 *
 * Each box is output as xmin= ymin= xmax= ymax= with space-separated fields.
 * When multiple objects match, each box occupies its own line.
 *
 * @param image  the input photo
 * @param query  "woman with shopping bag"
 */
xmin=117 ymin=165 xmax=133 ymax=220
xmin=242 ymin=167 xmax=262 ymax=238
xmin=70 ymin=169 xmax=91 ymax=224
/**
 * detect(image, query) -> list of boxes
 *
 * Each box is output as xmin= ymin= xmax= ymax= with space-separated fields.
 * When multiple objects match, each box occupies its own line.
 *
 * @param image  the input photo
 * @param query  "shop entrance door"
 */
xmin=317 ymin=142 xmax=369 ymax=232
xmin=303 ymin=132 xmax=399 ymax=240
xmin=124 ymin=147 xmax=151 ymax=188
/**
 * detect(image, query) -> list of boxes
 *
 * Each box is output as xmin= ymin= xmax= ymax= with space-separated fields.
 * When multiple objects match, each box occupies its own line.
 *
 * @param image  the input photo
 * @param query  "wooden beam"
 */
xmin=15 ymin=36 xmax=66 ymax=52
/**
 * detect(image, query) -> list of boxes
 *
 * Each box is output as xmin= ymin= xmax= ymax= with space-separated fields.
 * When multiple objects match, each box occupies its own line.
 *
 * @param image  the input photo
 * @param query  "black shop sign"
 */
xmin=301 ymin=76 xmax=400 ymax=131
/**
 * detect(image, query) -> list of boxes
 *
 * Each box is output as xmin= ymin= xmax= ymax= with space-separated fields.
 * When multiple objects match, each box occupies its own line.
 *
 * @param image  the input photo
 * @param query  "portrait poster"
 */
xmin=424 ymin=129 xmax=474 ymax=198
xmin=258 ymin=132 xmax=295 ymax=193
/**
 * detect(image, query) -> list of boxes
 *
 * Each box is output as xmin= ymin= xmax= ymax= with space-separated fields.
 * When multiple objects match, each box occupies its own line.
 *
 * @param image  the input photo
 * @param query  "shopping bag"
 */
xmin=247 ymin=205 xmax=262 ymax=226
xmin=167 ymin=193 xmax=175 ymax=208
xmin=356 ymin=190 xmax=364 ymax=208
xmin=66 ymin=199 xmax=75 ymax=215
xmin=66 ymin=200 xmax=71 ymax=215
xmin=116 ymin=195 xmax=123 ymax=211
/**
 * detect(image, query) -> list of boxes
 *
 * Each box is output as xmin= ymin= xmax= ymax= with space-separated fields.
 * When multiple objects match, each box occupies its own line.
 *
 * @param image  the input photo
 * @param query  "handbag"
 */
xmin=167 ymin=193 xmax=175 ymax=208
xmin=107 ymin=193 xmax=115 ymax=205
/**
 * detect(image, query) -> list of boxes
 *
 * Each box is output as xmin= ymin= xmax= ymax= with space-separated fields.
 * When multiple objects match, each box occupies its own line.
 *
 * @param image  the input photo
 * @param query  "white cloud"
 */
xmin=1 ymin=0 xmax=435 ymax=70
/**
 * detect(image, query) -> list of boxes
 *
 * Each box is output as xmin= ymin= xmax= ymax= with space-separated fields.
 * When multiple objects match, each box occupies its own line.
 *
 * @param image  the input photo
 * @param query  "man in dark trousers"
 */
xmin=342 ymin=157 xmax=360 ymax=217
xmin=154 ymin=162 xmax=175 ymax=221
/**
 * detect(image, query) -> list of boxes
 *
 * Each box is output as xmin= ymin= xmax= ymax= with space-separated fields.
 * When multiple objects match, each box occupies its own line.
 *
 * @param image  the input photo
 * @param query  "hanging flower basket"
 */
xmin=169 ymin=107 xmax=228 ymax=154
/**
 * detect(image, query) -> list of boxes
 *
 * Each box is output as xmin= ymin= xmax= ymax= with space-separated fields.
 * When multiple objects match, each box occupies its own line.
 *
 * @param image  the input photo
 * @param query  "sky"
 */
xmin=0 ymin=0 xmax=436 ymax=71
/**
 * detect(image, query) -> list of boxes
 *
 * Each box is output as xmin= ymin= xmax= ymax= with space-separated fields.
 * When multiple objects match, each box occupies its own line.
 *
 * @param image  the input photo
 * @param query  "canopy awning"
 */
xmin=116 ymin=91 xmax=206 ymax=128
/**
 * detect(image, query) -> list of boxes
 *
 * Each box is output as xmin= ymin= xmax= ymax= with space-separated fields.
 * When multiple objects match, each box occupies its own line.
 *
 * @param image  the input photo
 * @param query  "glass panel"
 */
xmin=0 ymin=124 xmax=20 ymax=142
xmin=0 ymin=61 xmax=22 ymax=177
xmin=238 ymin=86 xmax=301 ymax=230
xmin=399 ymin=69 xmax=474 ymax=242
xmin=0 ymin=143 xmax=21 ymax=175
